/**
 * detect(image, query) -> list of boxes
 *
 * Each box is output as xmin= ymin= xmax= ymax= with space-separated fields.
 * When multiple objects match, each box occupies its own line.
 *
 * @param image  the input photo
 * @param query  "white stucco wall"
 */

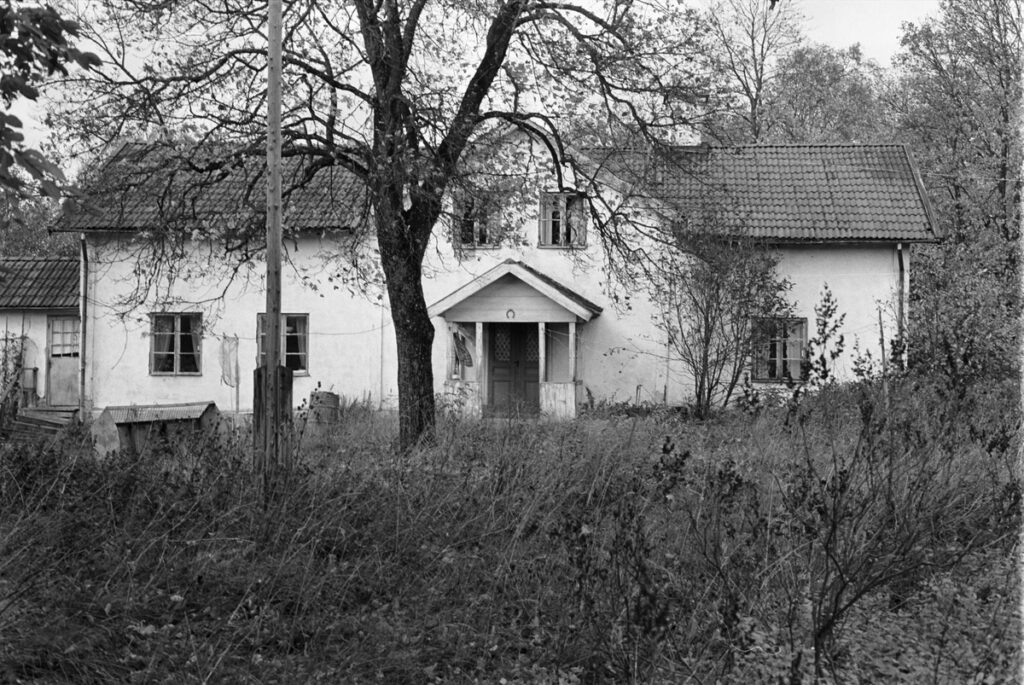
xmin=83 ymin=235 xmax=399 ymax=414
xmin=82 ymin=222 xmax=905 ymax=415
xmin=0 ymin=308 xmax=78 ymax=403
xmin=776 ymin=243 xmax=904 ymax=380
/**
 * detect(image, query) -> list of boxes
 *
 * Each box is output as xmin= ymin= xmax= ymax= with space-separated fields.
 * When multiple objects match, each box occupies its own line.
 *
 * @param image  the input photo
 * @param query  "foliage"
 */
xmin=0 ymin=2 xmax=99 ymax=200
xmin=891 ymin=0 xmax=1021 ymax=385
xmin=1 ymin=371 xmax=1017 ymax=683
xmin=0 ymin=333 xmax=24 ymax=426
xmin=765 ymin=43 xmax=886 ymax=144
xmin=0 ymin=192 xmax=75 ymax=256
xmin=651 ymin=226 xmax=791 ymax=419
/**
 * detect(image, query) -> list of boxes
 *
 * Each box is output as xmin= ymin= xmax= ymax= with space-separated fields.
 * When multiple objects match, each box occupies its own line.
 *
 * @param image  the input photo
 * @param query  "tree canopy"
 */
xmin=0 ymin=2 xmax=99 ymax=200
xmin=891 ymin=0 xmax=1021 ymax=384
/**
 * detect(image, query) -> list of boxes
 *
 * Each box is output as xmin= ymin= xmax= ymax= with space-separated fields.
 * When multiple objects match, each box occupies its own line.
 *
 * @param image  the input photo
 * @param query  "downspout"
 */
xmin=896 ymin=242 xmax=905 ymax=344
xmin=79 ymin=235 xmax=88 ymax=418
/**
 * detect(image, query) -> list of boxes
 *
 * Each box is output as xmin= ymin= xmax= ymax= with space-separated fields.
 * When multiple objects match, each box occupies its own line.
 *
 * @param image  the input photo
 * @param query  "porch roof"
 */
xmin=428 ymin=259 xmax=603 ymax=322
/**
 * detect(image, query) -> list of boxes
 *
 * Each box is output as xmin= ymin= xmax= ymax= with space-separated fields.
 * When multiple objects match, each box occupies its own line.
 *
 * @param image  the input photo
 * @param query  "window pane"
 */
xmin=179 ymin=348 xmax=199 ymax=373
xmin=284 ymin=315 xmax=307 ymax=371
xmin=153 ymin=348 xmax=175 ymax=373
xmin=153 ymin=316 xmax=174 ymax=334
xmin=550 ymin=208 xmax=562 ymax=245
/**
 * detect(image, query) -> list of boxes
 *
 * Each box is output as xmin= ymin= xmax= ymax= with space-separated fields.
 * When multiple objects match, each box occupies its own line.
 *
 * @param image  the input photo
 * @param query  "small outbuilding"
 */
xmin=91 ymin=400 xmax=220 ymax=456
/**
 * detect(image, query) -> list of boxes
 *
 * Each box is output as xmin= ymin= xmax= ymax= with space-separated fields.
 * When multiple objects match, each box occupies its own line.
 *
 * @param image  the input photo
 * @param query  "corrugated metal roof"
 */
xmin=101 ymin=401 xmax=218 ymax=424
xmin=58 ymin=142 xmax=366 ymax=233
xmin=594 ymin=144 xmax=939 ymax=243
xmin=0 ymin=258 xmax=79 ymax=309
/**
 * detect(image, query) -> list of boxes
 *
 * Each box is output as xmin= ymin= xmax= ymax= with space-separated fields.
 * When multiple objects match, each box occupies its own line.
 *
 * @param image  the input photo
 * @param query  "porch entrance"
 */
xmin=488 ymin=322 xmax=539 ymax=416
xmin=46 ymin=315 xmax=79 ymax=406
xmin=428 ymin=261 xmax=603 ymax=420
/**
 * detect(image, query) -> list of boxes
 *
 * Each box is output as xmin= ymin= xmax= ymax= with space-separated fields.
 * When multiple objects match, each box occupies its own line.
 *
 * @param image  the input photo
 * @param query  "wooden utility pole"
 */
xmin=256 ymin=0 xmax=288 ymax=479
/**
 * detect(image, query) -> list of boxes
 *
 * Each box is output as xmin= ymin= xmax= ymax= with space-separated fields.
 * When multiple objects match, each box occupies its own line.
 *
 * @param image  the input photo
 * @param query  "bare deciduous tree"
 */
xmin=701 ymin=0 xmax=803 ymax=143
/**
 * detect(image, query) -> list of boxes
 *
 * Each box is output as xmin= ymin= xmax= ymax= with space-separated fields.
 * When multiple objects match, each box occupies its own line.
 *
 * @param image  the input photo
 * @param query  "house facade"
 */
xmin=57 ymin=143 xmax=938 ymax=420
xmin=0 ymin=258 xmax=81 ymax=408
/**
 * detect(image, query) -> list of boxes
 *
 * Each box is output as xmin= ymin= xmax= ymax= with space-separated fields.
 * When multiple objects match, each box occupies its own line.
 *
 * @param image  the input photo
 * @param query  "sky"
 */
xmin=13 ymin=1 xmax=945 ymax=151
xmin=799 ymin=0 xmax=942 ymax=64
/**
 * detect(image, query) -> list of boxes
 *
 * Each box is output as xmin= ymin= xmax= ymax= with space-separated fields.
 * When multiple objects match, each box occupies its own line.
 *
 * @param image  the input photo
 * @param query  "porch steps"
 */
xmin=3 ymin=407 xmax=78 ymax=444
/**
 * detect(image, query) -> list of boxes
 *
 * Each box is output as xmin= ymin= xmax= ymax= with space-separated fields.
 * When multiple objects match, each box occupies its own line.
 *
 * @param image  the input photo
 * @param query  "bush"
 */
xmin=0 ymin=375 xmax=1017 ymax=683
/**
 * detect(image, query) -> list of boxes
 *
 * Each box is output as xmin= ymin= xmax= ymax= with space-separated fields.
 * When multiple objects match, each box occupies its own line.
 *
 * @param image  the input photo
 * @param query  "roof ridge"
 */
xmin=675 ymin=143 xmax=908 ymax=150
xmin=1 ymin=257 xmax=77 ymax=261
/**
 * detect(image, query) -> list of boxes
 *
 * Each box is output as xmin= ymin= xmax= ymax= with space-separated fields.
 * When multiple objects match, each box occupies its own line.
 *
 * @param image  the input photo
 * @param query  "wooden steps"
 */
xmin=3 ymin=407 xmax=78 ymax=444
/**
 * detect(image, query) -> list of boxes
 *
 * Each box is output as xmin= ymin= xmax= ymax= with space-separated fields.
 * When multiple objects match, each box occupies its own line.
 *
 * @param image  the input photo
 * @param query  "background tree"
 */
xmin=0 ymin=2 xmax=99 ymax=201
xmin=51 ymin=0 xmax=712 ymax=448
xmin=700 ymin=0 xmax=803 ymax=143
xmin=0 ymin=194 xmax=75 ymax=256
xmin=889 ymin=0 xmax=1021 ymax=385
xmin=763 ymin=43 xmax=885 ymax=144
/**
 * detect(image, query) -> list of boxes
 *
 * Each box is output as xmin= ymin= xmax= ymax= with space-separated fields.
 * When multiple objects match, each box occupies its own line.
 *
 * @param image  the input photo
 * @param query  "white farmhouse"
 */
xmin=53 ymin=142 xmax=938 ymax=420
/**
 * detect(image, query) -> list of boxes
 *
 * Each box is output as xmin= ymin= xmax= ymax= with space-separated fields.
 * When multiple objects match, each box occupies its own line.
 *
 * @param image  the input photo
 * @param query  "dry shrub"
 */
xmin=0 ymin=376 xmax=1017 ymax=683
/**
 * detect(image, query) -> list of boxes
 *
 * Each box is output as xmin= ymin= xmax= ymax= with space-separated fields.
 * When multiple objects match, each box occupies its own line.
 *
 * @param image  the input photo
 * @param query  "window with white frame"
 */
xmin=752 ymin=318 xmax=807 ymax=382
xmin=151 ymin=313 xmax=202 ymax=375
xmin=257 ymin=313 xmax=309 ymax=374
xmin=49 ymin=317 xmax=79 ymax=357
xmin=539 ymin=192 xmax=585 ymax=247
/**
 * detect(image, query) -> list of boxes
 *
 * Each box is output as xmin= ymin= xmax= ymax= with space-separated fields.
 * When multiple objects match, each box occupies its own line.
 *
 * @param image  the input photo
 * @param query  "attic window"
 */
xmin=539 ymin=192 xmax=585 ymax=247
xmin=455 ymin=195 xmax=493 ymax=248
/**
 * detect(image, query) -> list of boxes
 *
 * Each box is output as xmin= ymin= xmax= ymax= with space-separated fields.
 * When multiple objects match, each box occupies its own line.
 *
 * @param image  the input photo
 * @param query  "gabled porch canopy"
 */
xmin=429 ymin=260 xmax=602 ymax=419
xmin=428 ymin=259 xmax=603 ymax=322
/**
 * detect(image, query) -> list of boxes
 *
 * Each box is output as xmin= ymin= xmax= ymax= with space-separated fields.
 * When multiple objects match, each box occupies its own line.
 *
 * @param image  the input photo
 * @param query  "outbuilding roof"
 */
xmin=58 ymin=142 xmax=367 ymax=233
xmin=0 ymin=258 xmax=79 ymax=309
xmin=595 ymin=144 xmax=939 ymax=243
xmin=100 ymin=401 xmax=218 ymax=424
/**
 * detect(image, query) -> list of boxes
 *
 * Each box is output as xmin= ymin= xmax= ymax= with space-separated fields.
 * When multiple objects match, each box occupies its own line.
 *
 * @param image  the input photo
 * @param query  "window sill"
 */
xmin=537 ymin=244 xmax=586 ymax=250
xmin=749 ymin=378 xmax=806 ymax=385
xmin=150 ymin=373 xmax=203 ymax=377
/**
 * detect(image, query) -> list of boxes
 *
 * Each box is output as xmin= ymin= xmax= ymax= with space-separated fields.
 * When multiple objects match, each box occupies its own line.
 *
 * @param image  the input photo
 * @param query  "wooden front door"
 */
xmin=488 ymin=323 xmax=539 ymax=415
xmin=47 ymin=315 xmax=79 ymax=406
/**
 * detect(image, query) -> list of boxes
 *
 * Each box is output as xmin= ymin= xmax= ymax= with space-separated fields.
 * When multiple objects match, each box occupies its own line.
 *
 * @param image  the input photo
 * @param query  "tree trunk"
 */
xmin=376 ymin=201 xmax=436 ymax=450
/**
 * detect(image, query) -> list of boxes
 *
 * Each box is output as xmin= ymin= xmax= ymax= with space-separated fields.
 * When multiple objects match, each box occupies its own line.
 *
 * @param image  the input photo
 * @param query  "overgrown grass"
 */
xmin=1 ymin=375 xmax=1019 ymax=683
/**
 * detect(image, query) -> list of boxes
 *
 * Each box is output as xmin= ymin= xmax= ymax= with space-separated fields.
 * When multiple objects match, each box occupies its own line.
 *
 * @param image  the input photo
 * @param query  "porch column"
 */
xmin=538 ymin=322 xmax=546 ymax=383
xmin=569 ymin=321 xmax=577 ymax=382
xmin=446 ymin=322 xmax=457 ymax=379
xmin=475 ymin=322 xmax=484 ymax=383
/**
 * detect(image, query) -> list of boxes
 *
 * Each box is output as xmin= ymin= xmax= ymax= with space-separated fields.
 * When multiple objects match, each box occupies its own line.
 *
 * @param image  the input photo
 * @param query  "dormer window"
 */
xmin=539 ymin=192 xmax=585 ymax=247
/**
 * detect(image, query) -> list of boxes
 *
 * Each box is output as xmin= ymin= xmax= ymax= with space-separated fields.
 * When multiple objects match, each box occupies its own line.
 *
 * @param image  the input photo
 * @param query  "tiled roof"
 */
xmin=0 ymin=258 xmax=79 ymax=309
xmin=600 ymin=144 xmax=939 ymax=243
xmin=59 ymin=142 xmax=366 ymax=233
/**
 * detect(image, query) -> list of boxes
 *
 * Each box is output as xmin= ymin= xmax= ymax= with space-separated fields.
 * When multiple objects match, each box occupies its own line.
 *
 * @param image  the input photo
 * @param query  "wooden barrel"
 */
xmin=308 ymin=391 xmax=341 ymax=424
